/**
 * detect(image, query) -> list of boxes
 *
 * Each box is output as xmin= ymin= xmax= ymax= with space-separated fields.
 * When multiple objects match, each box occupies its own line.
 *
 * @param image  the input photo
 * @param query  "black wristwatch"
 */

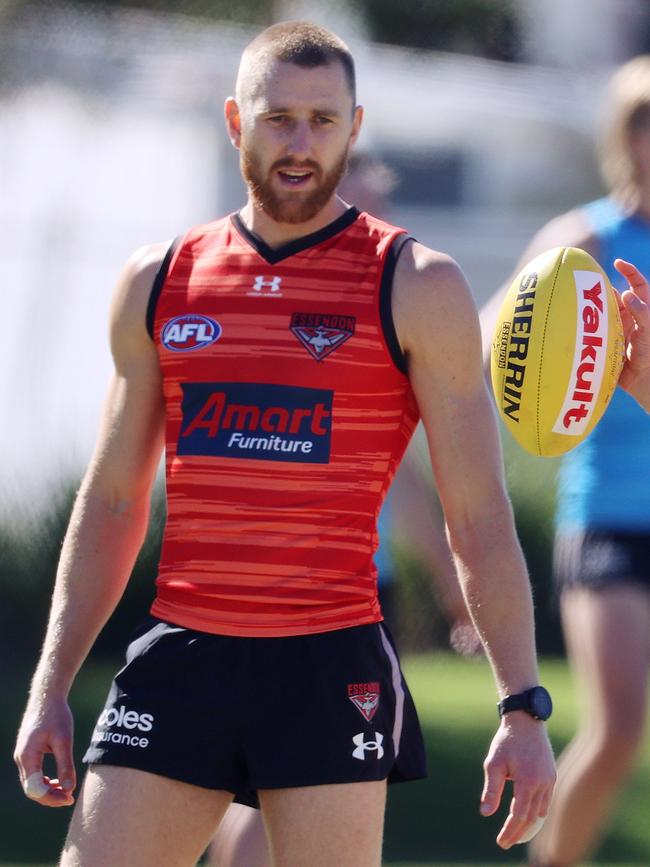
xmin=498 ymin=686 xmax=553 ymax=721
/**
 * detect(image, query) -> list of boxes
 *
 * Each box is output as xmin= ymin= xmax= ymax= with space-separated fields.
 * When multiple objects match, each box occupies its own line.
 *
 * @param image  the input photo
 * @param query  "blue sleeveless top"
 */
xmin=374 ymin=491 xmax=395 ymax=588
xmin=555 ymin=198 xmax=650 ymax=532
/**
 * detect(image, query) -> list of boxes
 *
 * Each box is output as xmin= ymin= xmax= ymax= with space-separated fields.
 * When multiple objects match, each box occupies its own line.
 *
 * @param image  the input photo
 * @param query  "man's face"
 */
xmin=232 ymin=59 xmax=362 ymax=224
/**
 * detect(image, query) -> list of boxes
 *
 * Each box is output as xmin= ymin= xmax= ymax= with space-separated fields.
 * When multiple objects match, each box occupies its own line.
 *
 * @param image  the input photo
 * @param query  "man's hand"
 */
xmin=14 ymin=697 xmax=76 ymax=807
xmin=479 ymin=713 xmax=556 ymax=849
xmin=614 ymin=259 xmax=650 ymax=412
xmin=449 ymin=618 xmax=483 ymax=657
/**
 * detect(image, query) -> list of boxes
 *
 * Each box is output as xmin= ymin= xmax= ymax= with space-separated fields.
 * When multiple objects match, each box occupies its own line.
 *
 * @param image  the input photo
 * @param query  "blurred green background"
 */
xmin=3 ymin=437 xmax=649 ymax=863
xmin=4 ymin=654 xmax=650 ymax=864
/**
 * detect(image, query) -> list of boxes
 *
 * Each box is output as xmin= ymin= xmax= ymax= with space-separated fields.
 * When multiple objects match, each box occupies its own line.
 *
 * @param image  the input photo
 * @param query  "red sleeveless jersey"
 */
xmin=148 ymin=207 xmax=420 ymax=636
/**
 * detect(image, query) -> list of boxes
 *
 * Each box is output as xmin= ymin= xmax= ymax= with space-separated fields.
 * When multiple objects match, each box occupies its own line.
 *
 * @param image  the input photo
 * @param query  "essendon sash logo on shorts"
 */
xmin=290 ymin=312 xmax=355 ymax=361
xmin=178 ymin=382 xmax=333 ymax=463
xmin=348 ymin=682 xmax=381 ymax=722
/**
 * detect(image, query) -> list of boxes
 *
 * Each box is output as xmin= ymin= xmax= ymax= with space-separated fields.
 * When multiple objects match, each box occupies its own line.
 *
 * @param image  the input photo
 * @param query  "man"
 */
xmin=481 ymin=55 xmax=650 ymax=867
xmin=14 ymin=21 xmax=555 ymax=866
xmin=206 ymin=151 xmax=482 ymax=867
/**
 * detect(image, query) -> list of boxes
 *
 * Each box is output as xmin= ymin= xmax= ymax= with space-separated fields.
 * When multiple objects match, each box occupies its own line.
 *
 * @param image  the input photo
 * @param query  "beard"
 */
xmin=241 ymin=145 xmax=349 ymax=224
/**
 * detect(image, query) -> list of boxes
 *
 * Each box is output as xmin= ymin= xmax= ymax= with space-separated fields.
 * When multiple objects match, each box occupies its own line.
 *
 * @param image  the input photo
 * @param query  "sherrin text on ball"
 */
xmin=490 ymin=247 xmax=624 ymax=456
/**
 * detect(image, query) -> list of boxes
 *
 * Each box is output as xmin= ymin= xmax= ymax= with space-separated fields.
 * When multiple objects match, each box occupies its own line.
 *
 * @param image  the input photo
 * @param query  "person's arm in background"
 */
xmin=390 ymin=434 xmax=482 ymax=655
xmin=479 ymin=209 xmax=597 ymax=362
xmin=390 ymin=210 xmax=597 ymax=659
xmin=394 ymin=241 xmax=556 ymax=849
xmin=13 ymin=243 xmax=167 ymax=807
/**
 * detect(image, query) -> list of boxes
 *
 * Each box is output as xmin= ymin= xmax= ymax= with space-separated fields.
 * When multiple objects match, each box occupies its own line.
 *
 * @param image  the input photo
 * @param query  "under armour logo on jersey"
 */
xmin=248 ymin=275 xmax=283 ymax=296
xmin=352 ymin=732 xmax=384 ymax=760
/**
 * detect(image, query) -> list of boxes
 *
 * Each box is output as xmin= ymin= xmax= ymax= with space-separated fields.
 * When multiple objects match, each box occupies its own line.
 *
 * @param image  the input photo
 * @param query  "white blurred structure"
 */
xmin=0 ymin=2 xmax=642 ymax=508
xmin=520 ymin=0 xmax=649 ymax=68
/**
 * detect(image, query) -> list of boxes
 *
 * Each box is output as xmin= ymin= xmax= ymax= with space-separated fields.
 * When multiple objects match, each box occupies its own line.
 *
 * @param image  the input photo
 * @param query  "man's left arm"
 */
xmin=393 ymin=241 xmax=556 ymax=849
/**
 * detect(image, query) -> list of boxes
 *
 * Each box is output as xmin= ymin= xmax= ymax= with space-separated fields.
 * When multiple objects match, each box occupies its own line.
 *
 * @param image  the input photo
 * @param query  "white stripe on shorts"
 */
xmin=379 ymin=623 xmax=405 ymax=758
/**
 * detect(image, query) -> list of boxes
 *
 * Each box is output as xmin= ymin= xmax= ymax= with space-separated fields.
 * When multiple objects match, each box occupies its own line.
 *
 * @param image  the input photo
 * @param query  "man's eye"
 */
xmin=267 ymin=115 xmax=287 ymax=124
xmin=315 ymin=116 xmax=334 ymax=125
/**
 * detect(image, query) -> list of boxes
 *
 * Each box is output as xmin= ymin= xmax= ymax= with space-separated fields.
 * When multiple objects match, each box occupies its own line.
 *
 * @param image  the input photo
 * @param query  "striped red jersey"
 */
xmin=148 ymin=207 xmax=420 ymax=637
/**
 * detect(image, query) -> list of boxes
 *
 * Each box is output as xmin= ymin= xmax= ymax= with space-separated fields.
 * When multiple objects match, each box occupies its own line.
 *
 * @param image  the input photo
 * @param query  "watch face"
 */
xmin=530 ymin=686 xmax=553 ymax=720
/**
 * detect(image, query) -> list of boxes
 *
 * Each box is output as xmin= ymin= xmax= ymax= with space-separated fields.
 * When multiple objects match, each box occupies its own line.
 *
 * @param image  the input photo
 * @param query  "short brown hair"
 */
xmin=237 ymin=21 xmax=356 ymax=105
xmin=599 ymin=55 xmax=650 ymax=203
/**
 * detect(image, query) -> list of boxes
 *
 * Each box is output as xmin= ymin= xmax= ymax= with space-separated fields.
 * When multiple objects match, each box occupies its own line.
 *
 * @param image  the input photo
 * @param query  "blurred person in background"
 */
xmin=331 ymin=150 xmax=480 ymax=646
xmin=208 ymin=150 xmax=480 ymax=867
xmin=208 ymin=461 xmax=482 ymax=867
xmin=481 ymin=56 xmax=650 ymax=867
xmin=14 ymin=21 xmax=556 ymax=866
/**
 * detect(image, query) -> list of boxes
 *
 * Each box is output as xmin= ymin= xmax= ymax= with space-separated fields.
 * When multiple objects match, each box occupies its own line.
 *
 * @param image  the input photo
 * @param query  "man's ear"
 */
xmin=224 ymin=97 xmax=242 ymax=149
xmin=350 ymin=105 xmax=364 ymax=148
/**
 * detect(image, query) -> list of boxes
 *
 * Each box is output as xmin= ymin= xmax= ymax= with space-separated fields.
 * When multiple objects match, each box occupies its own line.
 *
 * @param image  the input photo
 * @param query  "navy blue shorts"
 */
xmin=554 ymin=530 xmax=650 ymax=593
xmin=83 ymin=617 xmax=427 ymax=805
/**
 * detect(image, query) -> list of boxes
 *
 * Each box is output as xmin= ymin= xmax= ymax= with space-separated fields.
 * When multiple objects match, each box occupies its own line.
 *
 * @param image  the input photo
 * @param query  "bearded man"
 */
xmin=14 ymin=21 xmax=556 ymax=866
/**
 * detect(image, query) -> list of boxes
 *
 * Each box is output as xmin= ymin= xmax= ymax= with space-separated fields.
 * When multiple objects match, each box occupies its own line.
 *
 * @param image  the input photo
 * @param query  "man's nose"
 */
xmin=286 ymin=120 xmax=311 ymax=159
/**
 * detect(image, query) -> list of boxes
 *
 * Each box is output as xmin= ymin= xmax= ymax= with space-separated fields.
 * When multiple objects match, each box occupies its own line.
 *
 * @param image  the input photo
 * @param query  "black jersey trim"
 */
xmin=230 ymin=207 xmax=360 ymax=264
xmin=380 ymin=233 xmax=412 ymax=376
xmin=146 ymin=237 xmax=180 ymax=340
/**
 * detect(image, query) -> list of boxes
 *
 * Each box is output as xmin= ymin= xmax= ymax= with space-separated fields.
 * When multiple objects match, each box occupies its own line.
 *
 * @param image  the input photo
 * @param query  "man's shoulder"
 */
xmin=110 ymin=241 xmax=172 ymax=341
xmin=392 ymin=240 xmax=476 ymax=359
xmin=121 ymin=242 xmax=171 ymax=297
xmin=127 ymin=215 xmax=234 ymax=289
xmin=395 ymin=239 xmax=467 ymax=294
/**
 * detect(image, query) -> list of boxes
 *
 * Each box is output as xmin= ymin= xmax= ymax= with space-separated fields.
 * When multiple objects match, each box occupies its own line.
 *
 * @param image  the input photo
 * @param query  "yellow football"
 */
xmin=490 ymin=247 xmax=625 ymax=457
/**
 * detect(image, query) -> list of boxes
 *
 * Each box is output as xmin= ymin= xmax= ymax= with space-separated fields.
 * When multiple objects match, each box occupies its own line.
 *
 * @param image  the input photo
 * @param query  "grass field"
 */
xmin=385 ymin=655 xmax=650 ymax=864
xmin=3 ymin=654 xmax=650 ymax=865
xmin=0 ymin=861 xmax=639 ymax=867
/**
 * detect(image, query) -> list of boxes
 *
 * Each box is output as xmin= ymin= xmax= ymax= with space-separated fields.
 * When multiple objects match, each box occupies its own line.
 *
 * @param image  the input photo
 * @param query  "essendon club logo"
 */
xmin=348 ymin=682 xmax=381 ymax=722
xmin=178 ymin=382 xmax=333 ymax=463
xmin=290 ymin=312 xmax=355 ymax=361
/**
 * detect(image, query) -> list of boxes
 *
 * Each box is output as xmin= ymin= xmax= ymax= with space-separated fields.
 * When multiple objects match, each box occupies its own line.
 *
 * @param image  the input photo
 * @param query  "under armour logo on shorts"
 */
xmin=352 ymin=731 xmax=384 ymax=760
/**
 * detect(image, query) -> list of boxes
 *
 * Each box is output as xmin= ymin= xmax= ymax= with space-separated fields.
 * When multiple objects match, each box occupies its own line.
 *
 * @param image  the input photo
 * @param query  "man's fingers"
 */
xmin=622 ymin=287 xmax=650 ymax=325
xmin=513 ymin=814 xmax=547 ymax=845
xmin=15 ymin=741 xmax=46 ymax=794
xmin=615 ymin=258 xmax=650 ymax=303
xmin=537 ymin=780 xmax=554 ymax=818
xmin=496 ymin=782 xmax=555 ymax=849
xmin=512 ymin=789 xmax=548 ymax=845
xmin=15 ymin=700 xmax=76 ymax=808
xmin=24 ymin=775 xmax=74 ymax=807
xmin=52 ymin=736 xmax=76 ymax=793
xmin=23 ymin=772 xmax=49 ymax=800
xmin=16 ymin=737 xmax=76 ymax=806
xmin=27 ymin=776 xmax=75 ymax=808
xmin=495 ymin=791 xmax=534 ymax=849
xmin=480 ymin=762 xmax=505 ymax=817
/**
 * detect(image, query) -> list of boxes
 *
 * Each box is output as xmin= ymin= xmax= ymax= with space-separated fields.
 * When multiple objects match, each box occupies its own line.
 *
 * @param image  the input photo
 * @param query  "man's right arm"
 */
xmin=14 ymin=242 xmax=168 ymax=807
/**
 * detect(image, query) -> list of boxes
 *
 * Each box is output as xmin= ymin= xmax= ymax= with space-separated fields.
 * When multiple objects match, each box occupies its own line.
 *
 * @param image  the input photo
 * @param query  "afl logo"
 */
xmin=162 ymin=315 xmax=222 ymax=352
